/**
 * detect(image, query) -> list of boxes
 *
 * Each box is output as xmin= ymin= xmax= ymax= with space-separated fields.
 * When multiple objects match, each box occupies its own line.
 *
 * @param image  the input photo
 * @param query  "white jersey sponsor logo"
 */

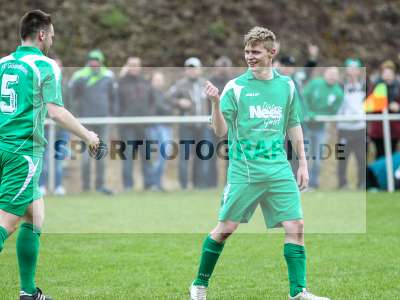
xmin=249 ymin=103 xmax=283 ymax=128
xmin=245 ymin=92 xmax=260 ymax=97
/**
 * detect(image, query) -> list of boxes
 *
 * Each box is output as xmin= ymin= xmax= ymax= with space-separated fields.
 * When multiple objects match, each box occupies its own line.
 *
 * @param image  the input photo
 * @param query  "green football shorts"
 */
xmin=219 ymin=178 xmax=303 ymax=228
xmin=0 ymin=150 xmax=43 ymax=217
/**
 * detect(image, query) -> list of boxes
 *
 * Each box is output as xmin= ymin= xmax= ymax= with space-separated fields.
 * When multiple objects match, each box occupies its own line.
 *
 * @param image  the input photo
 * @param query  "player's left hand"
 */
xmin=297 ymin=164 xmax=309 ymax=191
xmin=205 ymin=81 xmax=220 ymax=104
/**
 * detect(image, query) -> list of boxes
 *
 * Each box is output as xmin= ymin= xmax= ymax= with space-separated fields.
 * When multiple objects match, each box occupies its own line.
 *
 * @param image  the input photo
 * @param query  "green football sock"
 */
xmin=0 ymin=225 xmax=8 ymax=252
xmin=16 ymin=223 xmax=41 ymax=295
xmin=284 ymin=243 xmax=307 ymax=297
xmin=193 ymin=235 xmax=225 ymax=287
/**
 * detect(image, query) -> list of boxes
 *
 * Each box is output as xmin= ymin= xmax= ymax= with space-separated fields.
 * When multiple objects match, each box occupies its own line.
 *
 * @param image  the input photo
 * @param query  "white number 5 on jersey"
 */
xmin=1 ymin=74 xmax=19 ymax=114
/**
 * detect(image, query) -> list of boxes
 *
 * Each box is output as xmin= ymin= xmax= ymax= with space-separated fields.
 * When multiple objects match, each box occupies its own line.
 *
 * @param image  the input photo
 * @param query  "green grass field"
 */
xmin=0 ymin=191 xmax=398 ymax=299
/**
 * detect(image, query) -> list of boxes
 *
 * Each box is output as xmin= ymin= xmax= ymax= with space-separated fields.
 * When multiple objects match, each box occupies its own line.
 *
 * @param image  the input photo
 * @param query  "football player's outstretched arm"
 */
xmin=288 ymin=125 xmax=309 ymax=191
xmin=46 ymin=103 xmax=99 ymax=147
xmin=205 ymin=81 xmax=228 ymax=137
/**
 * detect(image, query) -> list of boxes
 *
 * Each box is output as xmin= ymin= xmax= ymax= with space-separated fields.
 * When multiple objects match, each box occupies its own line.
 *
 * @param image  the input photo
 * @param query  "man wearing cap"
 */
xmin=336 ymin=59 xmax=366 ymax=189
xmin=69 ymin=49 xmax=118 ymax=195
xmin=167 ymin=57 xmax=209 ymax=189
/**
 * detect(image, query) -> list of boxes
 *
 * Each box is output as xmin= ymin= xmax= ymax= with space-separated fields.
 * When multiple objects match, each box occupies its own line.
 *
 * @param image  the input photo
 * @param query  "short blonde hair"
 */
xmin=244 ymin=26 xmax=276 ymax=51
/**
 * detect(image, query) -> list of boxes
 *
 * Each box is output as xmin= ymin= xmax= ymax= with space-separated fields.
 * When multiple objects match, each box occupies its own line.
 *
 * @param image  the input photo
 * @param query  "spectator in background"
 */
xmin=336 ymin=58 xmax=366 ymax=189
xmin=302 ymin=67 xmax=344 ymax=188
xmin=39 ymin=57 xmax=70 ymax=196
xmin=278 ymin=55 xmax=296 ymax=76
xmin=367 ymin=151 xmax=400 ymax=191
xmin=368 ymin=60 xmax=400 ymax=159
xmin=301 ymin=44 xmax=319 ymax=83
xmin=208 ymin=56 xmax=233 ymax=186
xmin=209 ymin=56 xmax=233 ymax=93
xmin=167 ymin=57 xmax=208 ymax=189
xmin=276 ymin=44 xmax=319 ymax=91
xmin=277 ymin=44 xmax=320 ymax=120
xmin=278 ymin=56 xmax=305 ymax=173
xmin=145 ymin=71 xmax=173 ymax=191
xmin=69 ymin=49 xmax=117 ymax=195
xmin=118 ymin=57 xmax=154 ymax=190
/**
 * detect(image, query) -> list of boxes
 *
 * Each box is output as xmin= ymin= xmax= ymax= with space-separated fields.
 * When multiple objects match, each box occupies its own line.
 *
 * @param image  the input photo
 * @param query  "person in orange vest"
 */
xmin=368 ymin=60 xmax=400 ymax=160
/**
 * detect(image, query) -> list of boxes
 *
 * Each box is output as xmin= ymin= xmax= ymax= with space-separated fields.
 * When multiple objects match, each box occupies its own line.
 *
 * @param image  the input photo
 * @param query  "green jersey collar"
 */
xmin=245 ymin=68 xmax=278 ymax=80
xmin=245 ymin=68 xmax=255 ymax=80
xmin=16 ymin=46 xmax=44 ymax=56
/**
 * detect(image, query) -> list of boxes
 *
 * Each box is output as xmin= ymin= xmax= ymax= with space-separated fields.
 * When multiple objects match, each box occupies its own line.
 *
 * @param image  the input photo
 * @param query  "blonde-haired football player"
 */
xmin=190 ymin=26 xmax=329 ymax=300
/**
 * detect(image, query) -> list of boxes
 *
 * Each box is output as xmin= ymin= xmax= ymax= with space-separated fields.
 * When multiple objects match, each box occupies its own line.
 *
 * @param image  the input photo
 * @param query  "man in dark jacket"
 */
xmin=145 ymin=71 xmax=174 ymax=191
xmin=118 ymin=57 xmax=154 ymax=190
xmin=167 ymin=57 xmax=209 ymax=189
xmin=69 ymin=49 xmax=117 ymax=195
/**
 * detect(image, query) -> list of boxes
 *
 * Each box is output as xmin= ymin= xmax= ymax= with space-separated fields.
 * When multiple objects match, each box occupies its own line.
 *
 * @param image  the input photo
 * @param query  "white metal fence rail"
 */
xmin=45 ymin=113 xmax=400 ymax=192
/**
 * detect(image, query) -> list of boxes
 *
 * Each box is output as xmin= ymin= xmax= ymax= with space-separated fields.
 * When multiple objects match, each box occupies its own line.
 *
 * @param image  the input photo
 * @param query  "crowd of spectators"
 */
xmin=38 ymin=47 xmax=400 ymax=195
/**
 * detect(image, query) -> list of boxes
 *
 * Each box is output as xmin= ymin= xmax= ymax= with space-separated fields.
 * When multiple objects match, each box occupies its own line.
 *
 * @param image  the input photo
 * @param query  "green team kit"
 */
xmin=0 ymin=46 xmax=63 ymax=216
xmin=219 ymin=68 xmax=302 ymax=228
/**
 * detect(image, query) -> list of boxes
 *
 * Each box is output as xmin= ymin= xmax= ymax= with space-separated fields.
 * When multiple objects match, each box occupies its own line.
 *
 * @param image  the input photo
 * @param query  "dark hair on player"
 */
xmin=20 ymin=10 xmax=52 ymax=40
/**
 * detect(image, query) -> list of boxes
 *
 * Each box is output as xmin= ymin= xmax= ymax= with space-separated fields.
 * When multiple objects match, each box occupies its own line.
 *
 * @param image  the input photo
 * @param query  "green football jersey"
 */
xmin=0 ymin=46 xmax=63 ymax=157
xmin=220 ymin=69 xmax=301 ymax=183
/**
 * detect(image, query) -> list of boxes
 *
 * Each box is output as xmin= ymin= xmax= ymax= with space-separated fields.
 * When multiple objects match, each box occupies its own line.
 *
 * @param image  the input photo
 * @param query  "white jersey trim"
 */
xmin=221 ymin=79 xmax=243 ymax=103
xmin=0 ymin=55 xmax=15 ymax=64
xmin=222 ymin=79 xmax=250 ymax=183
xmin=11 ymin=156 xmax=39 ymax=203
xmin=288 ymin=79 xmax=295 ymax=105
xmin=19 ymin=54 xmax=61 ymax=86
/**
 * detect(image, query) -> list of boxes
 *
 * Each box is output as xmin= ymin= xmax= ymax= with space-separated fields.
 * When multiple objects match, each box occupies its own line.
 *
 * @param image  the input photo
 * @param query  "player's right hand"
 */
xmin=205 ymin=81 xmax=220 ymax=104
xmin=86 ymin=130 xmax=100 ymax=148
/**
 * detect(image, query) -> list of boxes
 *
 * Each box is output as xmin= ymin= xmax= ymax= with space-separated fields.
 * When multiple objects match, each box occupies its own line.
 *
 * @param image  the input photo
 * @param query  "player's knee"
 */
xmin=283 ymin=220 xmax=304 ymax=244
xmin=220 ymin=223 xmax=238 ymax=240
xmin=294 ymin=219 xmax=304 ymax=233
xmin=23 ymin=211 xmax=45 ymax=230
xmin=34 ymin=212 xmax=45 ymax=230
xmin=285 ymin=219 xmax=304 ymax=233
xmin=211 ymin=231 xmax=232 ymax=243
xmin=211 ymin=222 xmax=238 ymax=242
xmin=0 ymin=223 xmax=15 ymax=252
xmin=0 ymin=223 xmax=17 ymax=236
xmin=219 ymin=231 xmax=232 ymax=241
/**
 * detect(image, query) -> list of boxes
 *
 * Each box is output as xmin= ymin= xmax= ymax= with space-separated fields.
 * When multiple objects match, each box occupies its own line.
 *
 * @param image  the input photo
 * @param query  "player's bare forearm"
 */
xmin=206 ymin=81 xmax=227 ymax=137
xmin=46 ymin=103 xmax=98 ymax=146
xmin=288 ymin=125 xmax=309 ymax=190
xmin=211 ymin=102 xmax=228 ymax=137
xmin=288 ymin=125 xmax=307 ymax=166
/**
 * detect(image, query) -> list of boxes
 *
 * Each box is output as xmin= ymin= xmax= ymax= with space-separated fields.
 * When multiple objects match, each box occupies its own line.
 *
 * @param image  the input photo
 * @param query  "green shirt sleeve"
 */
xmin=41 ymin=61 xmax=63 ymax=106
xmin=287 ymin=81 xmax=301 ymax=129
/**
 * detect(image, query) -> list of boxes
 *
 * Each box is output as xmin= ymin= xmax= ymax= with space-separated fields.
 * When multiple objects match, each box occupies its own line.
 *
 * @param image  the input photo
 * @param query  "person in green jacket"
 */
xmin=302 ymin=67 xmax=344 ymax=188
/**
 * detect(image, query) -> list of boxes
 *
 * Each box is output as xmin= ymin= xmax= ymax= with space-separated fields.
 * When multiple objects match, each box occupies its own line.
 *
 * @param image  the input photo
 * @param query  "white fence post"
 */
xmin=48 ymin=121 xmax=56 ymax=194
xmin=382 ymin=109 xmax=394 ymax=192
xmin=44 ymin=113 xmax=400 ymax=192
